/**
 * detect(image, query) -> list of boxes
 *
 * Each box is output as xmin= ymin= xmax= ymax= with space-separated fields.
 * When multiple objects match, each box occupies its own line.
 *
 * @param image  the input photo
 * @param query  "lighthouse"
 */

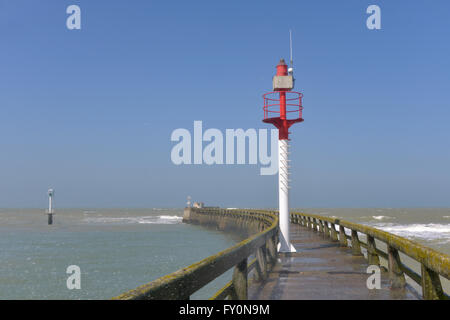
xmin=262 ymin=55 xmax=304 ymax=252
xmin=47 ymin=188 xmax=54 ymax=225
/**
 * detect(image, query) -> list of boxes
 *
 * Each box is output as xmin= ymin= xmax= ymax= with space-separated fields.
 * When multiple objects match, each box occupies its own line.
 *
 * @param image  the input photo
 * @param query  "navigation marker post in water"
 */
xmin=47 ymin=188 xmax=55 ymax=225
xmin=262 ymin=36 xmax=304 ymax=252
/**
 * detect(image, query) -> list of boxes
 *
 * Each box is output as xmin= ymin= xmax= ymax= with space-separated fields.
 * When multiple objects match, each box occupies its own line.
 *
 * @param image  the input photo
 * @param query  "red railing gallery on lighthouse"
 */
xmin=263 ymin=58 xmax=303 ymax=253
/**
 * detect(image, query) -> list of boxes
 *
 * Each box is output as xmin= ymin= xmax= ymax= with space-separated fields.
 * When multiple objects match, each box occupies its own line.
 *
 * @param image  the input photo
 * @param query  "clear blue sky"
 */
xmin=1 ymin=0 xmax=449 ymax=208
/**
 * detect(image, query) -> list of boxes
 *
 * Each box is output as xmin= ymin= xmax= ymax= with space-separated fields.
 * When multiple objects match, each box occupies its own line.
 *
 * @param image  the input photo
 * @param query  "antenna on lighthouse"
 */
xmin=288 ymin=29 xmax=294 ymax=75
xmin=47 ymin=188 xmax=54 ymax=225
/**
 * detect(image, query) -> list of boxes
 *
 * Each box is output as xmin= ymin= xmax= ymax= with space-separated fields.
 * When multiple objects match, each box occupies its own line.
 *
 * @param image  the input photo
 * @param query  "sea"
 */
xmin=0 ymin=208 xmax=239 ymax=300
xmin=0 ymin=208 xmax=449 ymax=299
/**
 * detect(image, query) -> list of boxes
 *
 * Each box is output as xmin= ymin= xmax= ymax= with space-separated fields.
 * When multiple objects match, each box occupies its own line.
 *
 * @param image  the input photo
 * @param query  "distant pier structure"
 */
xmin=47 ymin=188 xmax=54 ymax=225
xmin=193 ymin=202 xmax=204 ymax=209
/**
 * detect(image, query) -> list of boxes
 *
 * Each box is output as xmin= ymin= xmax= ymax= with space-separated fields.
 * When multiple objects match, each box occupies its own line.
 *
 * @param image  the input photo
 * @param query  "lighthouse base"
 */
xmin=277 ymin=242 xmax=297 ymax=253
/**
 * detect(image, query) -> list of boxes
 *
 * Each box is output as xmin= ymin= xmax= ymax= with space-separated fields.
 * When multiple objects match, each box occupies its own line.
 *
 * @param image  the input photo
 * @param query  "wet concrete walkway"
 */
xmin=248 ymin=223 xmax=418 ymax=300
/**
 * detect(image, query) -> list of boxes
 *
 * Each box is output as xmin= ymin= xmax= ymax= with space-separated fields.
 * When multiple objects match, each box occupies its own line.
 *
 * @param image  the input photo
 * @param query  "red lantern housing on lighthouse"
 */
xmin=263 ymin=59 xmax=303 ymax=140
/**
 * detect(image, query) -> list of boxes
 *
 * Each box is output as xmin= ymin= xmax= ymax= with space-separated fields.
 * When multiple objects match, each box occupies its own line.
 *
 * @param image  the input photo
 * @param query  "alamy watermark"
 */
xmin=366 ymin=5 xmax=381 ymax=30
xmin=66 ymin=265 xmax=81 ymax=290
xmin=61 ymin=4 xmax=381 ymax=31
xmin=63 ymin=5 xmax=380 ymax=31
xmin=366 ymin=265 xmax=381 ymax=289
xmin=170 ymin=121 xmax=279 ymax=175
xmin=66 ymin=5 xmax=81 ymax=30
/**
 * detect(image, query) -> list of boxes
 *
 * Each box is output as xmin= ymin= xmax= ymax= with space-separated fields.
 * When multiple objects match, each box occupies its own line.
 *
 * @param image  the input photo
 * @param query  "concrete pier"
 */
xmin=248 ymin=222 xmax=418 ymax=300
xmin=182 ymin=207 xmax=261 ymax=238
xmin=115 ymin=208 xmax=449 ymax=300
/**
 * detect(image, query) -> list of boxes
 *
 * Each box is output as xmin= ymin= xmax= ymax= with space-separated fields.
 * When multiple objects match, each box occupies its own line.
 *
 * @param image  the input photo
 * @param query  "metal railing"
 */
xmin=263 ymin=91 xmax=303 ymax=121
xmin=290 ymin=211 xmax=450 ymax=300
xmin=113 ymin=208 xmax=279 ymax=300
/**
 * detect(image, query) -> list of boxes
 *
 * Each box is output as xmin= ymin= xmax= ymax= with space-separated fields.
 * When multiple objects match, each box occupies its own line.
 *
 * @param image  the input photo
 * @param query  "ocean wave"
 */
xmin=83 ymin=215 xmax=183 ymax=225
xmin=372 ymin=215 xmax=393 ymax=221
xmin=158 ymin=215 xmax=183 ymax=221
xmin=374 ymin=223 xmax=450 ymax=242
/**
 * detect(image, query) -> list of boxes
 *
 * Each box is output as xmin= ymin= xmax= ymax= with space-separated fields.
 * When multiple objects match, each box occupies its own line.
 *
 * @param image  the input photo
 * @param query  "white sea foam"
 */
xmin=158 ymin=215 xmax=183 ymax=221
xmin=83 ymin=215 xmax=183 ymax=225
xmin=374 ymin=223 xmax=450 ymax=242
xmin=372 ymin=215 xmax=393 ymax=221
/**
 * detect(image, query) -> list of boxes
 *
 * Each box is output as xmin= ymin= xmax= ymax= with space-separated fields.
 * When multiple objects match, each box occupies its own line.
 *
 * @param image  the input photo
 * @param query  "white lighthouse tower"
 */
xmin=262 ymin=32 xmax=304 ymax=252
xmin=47 ymin=188 xmax=54 ymax=225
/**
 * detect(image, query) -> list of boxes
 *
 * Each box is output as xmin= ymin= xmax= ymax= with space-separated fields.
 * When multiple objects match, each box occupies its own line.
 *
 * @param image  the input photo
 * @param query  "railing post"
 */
xmin=231 ymin=258 xmax=248 ymax=300
xmin=301 ymin=216 xmax=306 ymax=227
xmin=339 ymin=225 xmax=347 ymax=247
xmin=330 ymin=223 xmax=338 ymax=242
xmin=350 ymin=230 xmax=362 ymax=256
xmin=318 ymin=219 xmax=324 ymax=233
xmin=267 ymin=235 xmax=277 ymax=267
xmin=306 ymin=217 xmax=311 ymax=228
xmin=312 ymin=218 xmax=318 ymax=232
xmin=367 ymin=236 xmax=380 ymax=266
xmin=421 ymin=264 xmax=446 ymax=300
xmin=323 ymin=221 xmax=330 ymax=238
xmin=387 ymin=245 xmax=406 ymax=289
xmin=255 ymin=246 xmax=268 ymax=281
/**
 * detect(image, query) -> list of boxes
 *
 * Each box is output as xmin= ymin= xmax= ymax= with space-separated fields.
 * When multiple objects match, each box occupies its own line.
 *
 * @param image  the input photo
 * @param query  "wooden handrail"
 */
xmin=290 ymin=211 xmax=450 ymax=300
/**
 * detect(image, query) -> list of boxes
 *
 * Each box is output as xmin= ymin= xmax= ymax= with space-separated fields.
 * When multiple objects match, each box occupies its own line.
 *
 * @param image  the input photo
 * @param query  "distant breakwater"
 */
xmin=182 ymin=207 xmax=266 ymax=239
